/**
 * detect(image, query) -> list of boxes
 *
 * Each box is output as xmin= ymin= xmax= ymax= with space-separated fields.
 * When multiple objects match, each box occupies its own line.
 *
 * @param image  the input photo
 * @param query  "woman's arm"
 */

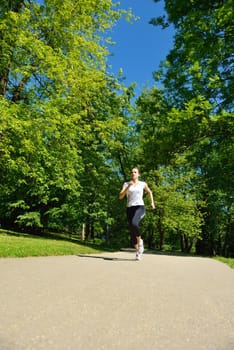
xmin=119 ymin=182 xmax=132 ymax=200
xmin=144 ymin=183 xmax=155 ymax=209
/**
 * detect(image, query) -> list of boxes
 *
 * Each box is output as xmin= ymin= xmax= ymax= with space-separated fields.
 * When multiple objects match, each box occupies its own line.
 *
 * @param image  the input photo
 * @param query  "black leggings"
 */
xmin=126 ymin=205 xmax=145 ymax=246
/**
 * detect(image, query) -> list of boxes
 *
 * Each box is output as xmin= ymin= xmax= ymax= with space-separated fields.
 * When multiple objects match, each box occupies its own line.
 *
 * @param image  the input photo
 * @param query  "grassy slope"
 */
xmin=0 ymin=230 xmax=107 ymax=258
xmin=214 ymin=256 xmax=234 ymax=269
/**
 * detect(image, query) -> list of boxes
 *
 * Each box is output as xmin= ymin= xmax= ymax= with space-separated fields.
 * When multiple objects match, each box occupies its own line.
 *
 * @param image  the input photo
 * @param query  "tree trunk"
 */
xmin=147 ymin=224 xmax=154 ymax=249
xmin=81 ymin=223 xmax=85 ymax=241
xmin=0 ymin=1 xmax=25 ymax=97
xmin=180 ymin=233 xmax=194 ymax=253
xmin=157 ymin=209 xmax=164 ymax=250
xmin=12 ymin=76 xmax=29 ymax=102
xmin=85 ymin=223 xmax=90 ymax=240
xmin=0 ymin=65 xmax=10 ymax=97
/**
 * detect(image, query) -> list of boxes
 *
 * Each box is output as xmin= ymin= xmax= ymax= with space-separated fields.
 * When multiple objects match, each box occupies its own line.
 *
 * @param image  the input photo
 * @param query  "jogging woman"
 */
xmin=119 ymin=167 xmax=155 ymax=260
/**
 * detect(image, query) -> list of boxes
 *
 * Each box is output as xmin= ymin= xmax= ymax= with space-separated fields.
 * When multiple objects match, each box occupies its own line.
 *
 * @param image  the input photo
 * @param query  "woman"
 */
xmin=119 ymin=167 xmax=155 ymax=260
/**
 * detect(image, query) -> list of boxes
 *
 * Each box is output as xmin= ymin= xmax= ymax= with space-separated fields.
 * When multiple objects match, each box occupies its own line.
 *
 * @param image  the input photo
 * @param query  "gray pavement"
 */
xmin=0 ymin=252 xmax=233 ymax=350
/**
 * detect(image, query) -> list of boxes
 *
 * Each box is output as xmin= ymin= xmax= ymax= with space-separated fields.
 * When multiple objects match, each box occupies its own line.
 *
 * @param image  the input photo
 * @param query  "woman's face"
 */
xmin=130 ymin=168 xmax=139 ymax=180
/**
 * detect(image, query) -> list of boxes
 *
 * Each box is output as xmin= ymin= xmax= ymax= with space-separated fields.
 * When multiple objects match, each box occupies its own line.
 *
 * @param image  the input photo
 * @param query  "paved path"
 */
xmin=0 ymin=252 xmax=233 ymax=350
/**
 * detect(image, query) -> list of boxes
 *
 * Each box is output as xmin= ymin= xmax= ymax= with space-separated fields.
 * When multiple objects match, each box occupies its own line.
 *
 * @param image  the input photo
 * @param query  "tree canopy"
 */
xmin=151 ymin=0 xmax=233 ymax=111
xmin=0 ymin=0 xmax=131 ymax=235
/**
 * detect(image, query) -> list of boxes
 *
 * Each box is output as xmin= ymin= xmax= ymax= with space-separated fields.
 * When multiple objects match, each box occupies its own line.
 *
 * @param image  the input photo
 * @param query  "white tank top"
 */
xmin=124 ymin=181 xmax=146 ymax=207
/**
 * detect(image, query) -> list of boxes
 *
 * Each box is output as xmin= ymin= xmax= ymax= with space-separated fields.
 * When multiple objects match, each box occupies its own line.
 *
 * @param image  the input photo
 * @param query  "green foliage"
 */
xmin=151 ymin=0 xmax=233 ymax=111
xmin=134 ymin=0 xmax=234 ymax=257
xmin=139 ymin=167 xmax=203 ymax=253
xmin=0 ymin=0 xmax=132 ymax=237
xmin=15 ymin=211 xmax=42 ymax=228
xmin=135 ymin=86 xmax=233 ymax=256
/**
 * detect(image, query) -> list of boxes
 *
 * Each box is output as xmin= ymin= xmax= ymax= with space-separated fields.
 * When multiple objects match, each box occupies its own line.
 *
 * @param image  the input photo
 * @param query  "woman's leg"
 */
xmin=126 ymin=206 xmax=145 ymax=257
xmin=134 ymin=236 xmax=141 ymax=254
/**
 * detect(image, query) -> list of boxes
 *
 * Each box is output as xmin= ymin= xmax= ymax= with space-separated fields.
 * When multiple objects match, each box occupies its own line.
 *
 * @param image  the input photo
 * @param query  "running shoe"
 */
xmin=136 ymin=252 xmax=141 ymax=261
xmin=139 ymin=239 xmax=144 ymax=255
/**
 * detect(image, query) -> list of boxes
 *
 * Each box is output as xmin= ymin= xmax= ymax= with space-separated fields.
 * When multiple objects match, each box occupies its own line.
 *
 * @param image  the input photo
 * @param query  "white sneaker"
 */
xmin=139 ymin=239 xmax=144 ymax=255
xmin=136 ymin=252 xmax=141 ymax=261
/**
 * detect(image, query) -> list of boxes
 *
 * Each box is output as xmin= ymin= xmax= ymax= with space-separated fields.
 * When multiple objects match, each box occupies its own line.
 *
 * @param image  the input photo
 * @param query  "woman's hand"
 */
xmin=119 ymin=182 xmax=132 ymax=200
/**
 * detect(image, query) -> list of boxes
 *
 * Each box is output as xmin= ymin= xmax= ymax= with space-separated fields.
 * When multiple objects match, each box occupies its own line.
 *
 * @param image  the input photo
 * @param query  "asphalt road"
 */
xmin=0 ymin=252 xmax=233 ymax=350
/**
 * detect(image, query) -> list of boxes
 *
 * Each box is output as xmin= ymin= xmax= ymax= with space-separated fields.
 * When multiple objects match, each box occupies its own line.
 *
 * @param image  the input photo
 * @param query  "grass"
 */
xmin=0 ymin=230 xmax=109 ymax=258
xmin=214 ymin=256 xmax=234 ymax=269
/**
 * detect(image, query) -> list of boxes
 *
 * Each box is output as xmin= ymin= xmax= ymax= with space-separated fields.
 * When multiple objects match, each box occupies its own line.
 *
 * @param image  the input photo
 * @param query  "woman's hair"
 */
xmin=131 ymin=167 xmax=141 ymax=174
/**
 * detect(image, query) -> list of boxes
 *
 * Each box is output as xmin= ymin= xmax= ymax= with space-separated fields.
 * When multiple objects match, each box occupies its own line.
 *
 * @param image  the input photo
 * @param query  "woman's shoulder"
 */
xmin=139 ymin=180 xmax=147 ymax=187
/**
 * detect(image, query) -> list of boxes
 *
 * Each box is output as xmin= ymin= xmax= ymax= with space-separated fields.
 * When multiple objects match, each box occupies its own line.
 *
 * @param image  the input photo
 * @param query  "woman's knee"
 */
xmin=131 ymin=222 xmax=139 ymax=231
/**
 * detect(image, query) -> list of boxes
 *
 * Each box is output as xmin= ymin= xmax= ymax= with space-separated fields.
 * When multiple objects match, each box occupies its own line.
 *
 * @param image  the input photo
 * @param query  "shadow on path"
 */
xmin=77 ymin=254 xmax=135 ymax=262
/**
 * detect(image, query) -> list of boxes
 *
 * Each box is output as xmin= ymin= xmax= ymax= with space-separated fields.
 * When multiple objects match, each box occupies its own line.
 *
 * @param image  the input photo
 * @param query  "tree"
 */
xmin=132 ymin=89 xmax=203 ymax=252
xmin=151 ymin=0 xmax=233 ymax=112
xmin=135 ymin=86 xmax=233 ymax=256
xmin=142 ymin=0 xmax=234 ymax=257
xmin=0 ymin=0 xmax=132 ymax=234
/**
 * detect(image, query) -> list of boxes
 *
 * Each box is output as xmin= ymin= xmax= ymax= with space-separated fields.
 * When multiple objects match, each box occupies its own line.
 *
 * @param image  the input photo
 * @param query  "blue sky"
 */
xmin=106 ymin=0 xmax=175 ymax=95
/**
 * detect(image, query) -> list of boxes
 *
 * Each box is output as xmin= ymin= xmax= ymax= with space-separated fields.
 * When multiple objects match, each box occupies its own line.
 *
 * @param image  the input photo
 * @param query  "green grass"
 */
xmin=0 ymin=230 xmax=108 ymax=258
xmin=214 ymin=256 xmax=234 ymax=269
